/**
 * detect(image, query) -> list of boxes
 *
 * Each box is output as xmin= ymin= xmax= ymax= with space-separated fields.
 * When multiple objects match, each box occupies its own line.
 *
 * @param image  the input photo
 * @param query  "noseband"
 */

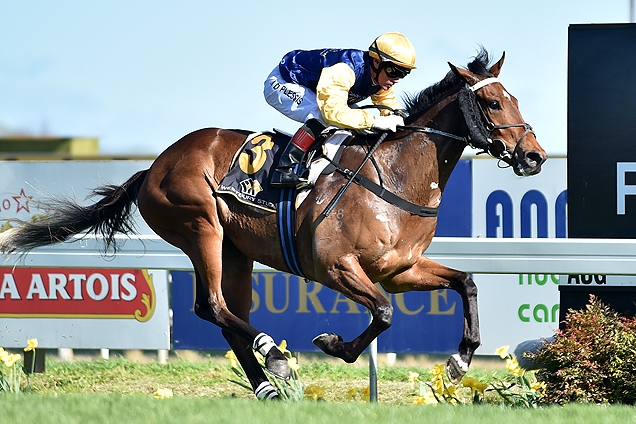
xmin=468 ymin=77 xmax=535 ymax=163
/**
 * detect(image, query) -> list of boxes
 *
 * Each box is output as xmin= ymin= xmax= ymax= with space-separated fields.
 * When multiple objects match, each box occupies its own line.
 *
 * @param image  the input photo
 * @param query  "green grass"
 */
xmin=23 ymin=356 xmax=514 ymax=403
xmin=0 ymin=394 xmax=634 ymax=424
xmin=0 ymin=356 xmax=633 ymax=423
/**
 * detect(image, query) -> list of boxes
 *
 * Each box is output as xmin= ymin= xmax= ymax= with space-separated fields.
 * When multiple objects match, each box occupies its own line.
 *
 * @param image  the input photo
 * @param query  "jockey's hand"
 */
xmin=372 ymin=114 xmax=404 ymax=132
xmin=394 ymin=109 xmax=408 ymax=119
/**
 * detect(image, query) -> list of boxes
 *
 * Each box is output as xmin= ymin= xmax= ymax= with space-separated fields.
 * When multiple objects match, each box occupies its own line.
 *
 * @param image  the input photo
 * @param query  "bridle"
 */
xmin=401 ymin=77 xmax=535 ymax=165
xmin=467 ymin=77 xmax=535 ymax=164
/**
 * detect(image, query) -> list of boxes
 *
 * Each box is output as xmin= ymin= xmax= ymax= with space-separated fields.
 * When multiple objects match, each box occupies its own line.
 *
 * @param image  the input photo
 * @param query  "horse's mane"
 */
xmin=403 ymin=48 xmax=494 ymax=124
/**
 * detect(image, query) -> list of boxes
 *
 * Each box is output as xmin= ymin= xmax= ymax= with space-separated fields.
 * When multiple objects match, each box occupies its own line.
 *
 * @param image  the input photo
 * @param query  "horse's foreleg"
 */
xmin=313 ymin=255 xmax=393 ymax=363
xmin=381 ymin=256 xmax=480 ymax=383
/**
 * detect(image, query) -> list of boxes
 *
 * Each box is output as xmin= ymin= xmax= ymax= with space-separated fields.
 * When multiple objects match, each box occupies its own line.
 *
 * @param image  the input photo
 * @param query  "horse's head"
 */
xmin=449 ymin=53 xmax=547 ymax=176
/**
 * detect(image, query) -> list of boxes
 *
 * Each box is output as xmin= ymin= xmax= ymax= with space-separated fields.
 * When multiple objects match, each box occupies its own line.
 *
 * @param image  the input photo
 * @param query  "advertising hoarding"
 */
xmin=566 ymin=24 xmax=636 ymax=318
xmin=172 ymin=270 xmax=463 ymax=353
xmin=568 ymin=24 xmax=636 ymax=238
xmin=0 ymin=161 xmax=170 ymax=349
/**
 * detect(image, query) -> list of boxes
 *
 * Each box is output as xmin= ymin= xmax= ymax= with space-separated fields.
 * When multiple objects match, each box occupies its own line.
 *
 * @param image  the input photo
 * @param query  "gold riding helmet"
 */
xmin=368 ymin=32 xmax=417 ymax=79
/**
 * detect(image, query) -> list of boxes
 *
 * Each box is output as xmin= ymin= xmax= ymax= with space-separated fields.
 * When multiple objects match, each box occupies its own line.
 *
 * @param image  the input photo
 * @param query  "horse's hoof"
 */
xmin=264 ymin=348 xmax=291 ymax=380
xmin=312 ymin=333 xmax=343 ymax=357
xmin=445 ymin=353 xmax=469 ymax=384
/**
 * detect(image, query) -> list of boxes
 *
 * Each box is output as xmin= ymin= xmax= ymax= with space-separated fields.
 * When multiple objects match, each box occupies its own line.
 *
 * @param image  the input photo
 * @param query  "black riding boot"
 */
xmin=271 ymin=119 xmax=324 ymax=189
xmin=270 ymin=142 xmax=312 ymax=189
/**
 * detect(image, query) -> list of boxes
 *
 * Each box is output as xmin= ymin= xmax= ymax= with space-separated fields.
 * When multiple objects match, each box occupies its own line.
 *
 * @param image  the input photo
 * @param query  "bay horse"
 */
xmin=0 ymin=49 xmax=545 ymax=399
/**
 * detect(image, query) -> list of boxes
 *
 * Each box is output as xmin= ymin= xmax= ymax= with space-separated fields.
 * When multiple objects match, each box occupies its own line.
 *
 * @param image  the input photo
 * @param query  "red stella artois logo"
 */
xmin=0 ymin=268 xmax=156 ymax=322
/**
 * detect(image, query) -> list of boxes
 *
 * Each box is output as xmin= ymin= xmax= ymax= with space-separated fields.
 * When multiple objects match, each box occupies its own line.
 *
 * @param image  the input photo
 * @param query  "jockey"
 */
xmin=263 ymin=32 xmax=417 ymax=189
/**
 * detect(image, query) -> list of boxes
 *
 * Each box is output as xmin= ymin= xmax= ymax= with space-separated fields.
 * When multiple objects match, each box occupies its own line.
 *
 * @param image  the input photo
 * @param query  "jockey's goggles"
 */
xmin=383 ymin=63 xmax=411 ymax=79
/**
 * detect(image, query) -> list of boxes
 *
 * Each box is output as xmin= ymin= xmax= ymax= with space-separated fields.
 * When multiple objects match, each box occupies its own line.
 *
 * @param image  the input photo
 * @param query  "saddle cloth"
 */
xmin=216 ymin=129 xmax=350 ymax=212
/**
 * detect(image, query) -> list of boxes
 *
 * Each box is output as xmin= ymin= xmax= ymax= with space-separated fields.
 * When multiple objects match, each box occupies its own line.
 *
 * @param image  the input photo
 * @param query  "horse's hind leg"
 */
xmin=187 ymin=228 xmax=291 ymax=381
xmin=136 ymin=148 xmax=289 ymax=382
xmin=217 ymin=239 xmax=279 ymax=400
xmin=141 ymin=199 xmax=290 ymax=380
xmin=381 ymin=256 xmax=481 ymax=383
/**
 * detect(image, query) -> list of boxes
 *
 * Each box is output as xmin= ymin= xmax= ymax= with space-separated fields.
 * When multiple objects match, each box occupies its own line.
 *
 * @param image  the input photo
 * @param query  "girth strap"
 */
xmin=277 ymin=184 xmax=307 ymax=279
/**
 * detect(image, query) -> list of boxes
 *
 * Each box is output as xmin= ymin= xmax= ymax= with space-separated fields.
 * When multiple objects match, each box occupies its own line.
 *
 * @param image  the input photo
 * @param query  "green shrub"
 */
xmin=531 ymin=295 xmax=636 ymax=404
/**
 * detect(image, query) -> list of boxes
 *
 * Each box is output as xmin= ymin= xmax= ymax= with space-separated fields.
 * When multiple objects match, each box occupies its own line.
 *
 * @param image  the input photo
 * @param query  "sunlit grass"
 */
xmin=0 ymin=394 xmax=633 ymax=424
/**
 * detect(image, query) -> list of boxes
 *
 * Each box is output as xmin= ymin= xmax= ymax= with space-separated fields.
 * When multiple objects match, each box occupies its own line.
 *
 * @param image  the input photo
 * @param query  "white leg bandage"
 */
xmin=450 ymin=353 xmax=469 ymax=373
xmin=255 ymin=381 xmax=278 ymax=400
xmin=253 ymin=333 xmax=277 ymax=356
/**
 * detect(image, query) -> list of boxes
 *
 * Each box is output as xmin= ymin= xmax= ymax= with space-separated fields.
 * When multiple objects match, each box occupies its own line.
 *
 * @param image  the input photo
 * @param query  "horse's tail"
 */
xmin=0 ymin=169 xmax=149 ymax=255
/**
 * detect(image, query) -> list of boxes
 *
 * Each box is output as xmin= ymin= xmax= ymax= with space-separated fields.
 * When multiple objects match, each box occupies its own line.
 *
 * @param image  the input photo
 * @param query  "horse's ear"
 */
xmin=448 ymin=62 xmax=480 ymax=85
xmin=488 ymin=52 xmax=506 ymax=77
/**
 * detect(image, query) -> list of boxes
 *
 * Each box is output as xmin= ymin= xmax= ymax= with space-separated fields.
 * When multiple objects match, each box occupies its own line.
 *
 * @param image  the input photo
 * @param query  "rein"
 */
xmin=399 ymin=125 xmax=468 ymax=143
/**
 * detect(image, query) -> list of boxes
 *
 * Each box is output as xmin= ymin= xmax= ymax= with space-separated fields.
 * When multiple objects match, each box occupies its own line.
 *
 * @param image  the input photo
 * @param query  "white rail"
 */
xmin=3 ymin=235 xmax=192 ymax=270
xmin=425 ymin=237 xmax=636 ymax=275
xmin=7 ymin=235 xmax=636 ymax=276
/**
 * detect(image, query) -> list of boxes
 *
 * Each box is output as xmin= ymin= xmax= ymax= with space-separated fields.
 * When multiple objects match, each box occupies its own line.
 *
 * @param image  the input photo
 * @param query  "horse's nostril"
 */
xmin=525 ymin=151 xmax=546 ymax=167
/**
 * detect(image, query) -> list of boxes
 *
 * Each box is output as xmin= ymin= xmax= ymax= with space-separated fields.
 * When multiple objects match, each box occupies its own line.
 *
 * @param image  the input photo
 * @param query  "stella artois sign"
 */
xmin=0 ymin=268 xmax=156 ymax=322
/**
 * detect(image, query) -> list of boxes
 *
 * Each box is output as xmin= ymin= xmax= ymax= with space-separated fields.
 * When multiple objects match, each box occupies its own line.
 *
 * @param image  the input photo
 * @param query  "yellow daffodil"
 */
xmin=408 ymin=371 xmax=420 ymax=383
xmin=433 ymin=378 xmax=444 ymax=394
xmin=496 ymin=345 xmax=510 ymax=359
xmin=531 ymin=381 xmax=546 ymax=391
xmin=461 ymin=376 xmax=477 ymax=388
xmin=24 ymin=338 xmax=38 ymax=352
xmin=224 ymin=350 xmax=239 ymax=368
xmin=462 ymin=376 xmax=489 ymax=393
xmin=4 ymin=353 xmax=21 ymax=367
xmin=430 ymin=363 xmax=445 ymax=378
xmin=475 ymin=381 xmax=489 ymax=392
xmin=287 ymin=357 xmax=300 ymax=371
xmin=362 ymin=386 xmax=370 ymax=402
xmin=506 ymin=357 xmax=524 ymax=376
xmin=278 ymin=339 xmax=287 ymax=351
xmin=277 ymin=340 xmax=292 ymax=357
xmin=0 ymin=347 xmax=8 ymax=363
xmin=304 ymin=384 xmax=324 ymax=401
xmin=154 ymin=388 xmax=173 ymax=399
xmin=446 ymin=384 xmax=458 ymax=397
xmin=413 ymin=393 xmax=438 ymax=405
xmin=346 ymin=388 xmax=359 ymax=400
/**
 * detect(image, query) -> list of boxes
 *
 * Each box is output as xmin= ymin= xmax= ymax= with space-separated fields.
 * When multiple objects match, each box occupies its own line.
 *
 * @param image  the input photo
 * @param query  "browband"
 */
xmin=468 ymin=77 xmax=500 ymax=92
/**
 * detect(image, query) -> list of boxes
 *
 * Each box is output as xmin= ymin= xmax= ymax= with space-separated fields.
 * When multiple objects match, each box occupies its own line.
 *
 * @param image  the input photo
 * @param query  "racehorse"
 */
xmin=0 ymin=49 xmax=545 ymax=400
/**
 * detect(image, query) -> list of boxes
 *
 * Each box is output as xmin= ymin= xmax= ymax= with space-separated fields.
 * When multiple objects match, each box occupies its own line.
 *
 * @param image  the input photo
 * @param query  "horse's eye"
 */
xmin=488 ymin=100 xmax=501 ymax=110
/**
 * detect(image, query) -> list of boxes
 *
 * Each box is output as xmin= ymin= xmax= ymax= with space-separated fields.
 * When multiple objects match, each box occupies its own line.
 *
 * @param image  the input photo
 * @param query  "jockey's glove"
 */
xmin=372 ymin=114 xmax=404 ymax=132
xmin=394 ymin=109 xmax=408 ymax=119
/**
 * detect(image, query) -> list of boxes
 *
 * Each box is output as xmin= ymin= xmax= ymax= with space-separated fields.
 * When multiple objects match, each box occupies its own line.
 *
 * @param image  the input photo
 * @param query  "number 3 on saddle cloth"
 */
xmin=216 ymin=129 xmax=350 ymax=278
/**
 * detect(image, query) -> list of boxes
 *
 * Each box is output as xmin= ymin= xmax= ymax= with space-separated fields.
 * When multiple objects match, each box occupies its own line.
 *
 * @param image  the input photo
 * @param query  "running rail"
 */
xmin=6 ymin=235 xmax=636 ymax=275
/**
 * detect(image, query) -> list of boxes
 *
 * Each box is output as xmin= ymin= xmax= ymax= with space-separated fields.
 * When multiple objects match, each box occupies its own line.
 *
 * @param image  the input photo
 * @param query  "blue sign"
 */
xmin=172 ymin=159 xmax=472 ymax=353
xmin=486 ymin=189 xmax=567 ymax=238
xmin=436 ymin=159 xmax=472 ymax=237
xmin=172 ymin=270 xmax=463 ymax=353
